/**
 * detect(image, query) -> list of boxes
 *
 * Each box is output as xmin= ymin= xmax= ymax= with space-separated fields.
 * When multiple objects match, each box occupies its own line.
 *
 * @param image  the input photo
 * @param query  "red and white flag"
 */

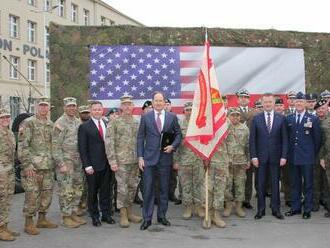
xmin=184 ymin=41 xmax=228 ymax=160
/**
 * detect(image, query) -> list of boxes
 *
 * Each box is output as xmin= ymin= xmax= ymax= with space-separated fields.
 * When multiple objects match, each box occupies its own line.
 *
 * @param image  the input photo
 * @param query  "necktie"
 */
xmin=98 ymin=120 xmax=104 ymax=140
xmin=156 ymin=112 xmax=162 ymax=133
xmin=267 ymin=112 xmax=271 ymax=133
xmin=296 ymin=113 xmax=301 ymax=125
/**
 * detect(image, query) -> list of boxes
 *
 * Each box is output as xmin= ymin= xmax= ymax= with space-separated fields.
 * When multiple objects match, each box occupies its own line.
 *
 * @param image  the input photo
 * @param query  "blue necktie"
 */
xmin=296 ymin=113 xmax=301 ymax=125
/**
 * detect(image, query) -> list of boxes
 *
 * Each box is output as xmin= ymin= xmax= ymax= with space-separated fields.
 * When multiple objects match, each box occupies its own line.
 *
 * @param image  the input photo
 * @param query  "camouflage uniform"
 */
xmin=53 ymin=113 xmax=83 ymax=217
xmin=18 ymin=116 xmax=54 ymax=217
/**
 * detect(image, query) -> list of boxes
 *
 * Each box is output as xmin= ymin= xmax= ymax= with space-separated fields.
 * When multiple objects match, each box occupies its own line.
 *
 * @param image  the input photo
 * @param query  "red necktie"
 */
xmin=98 ymin=120 xmax=104 ymax=140
xmin=156 ymin=112 xmax=162 ymax=133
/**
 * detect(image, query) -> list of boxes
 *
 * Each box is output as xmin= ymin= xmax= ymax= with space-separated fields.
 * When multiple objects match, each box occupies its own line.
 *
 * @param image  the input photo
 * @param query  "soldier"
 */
xmin=320 ymin=90 xmax=330 ymax=111
xmin=174 ymin=102 xmax=203 ymax=219
xmin=223 ymin=108 xmax=250 ymax=218
xmin=105 ymin=96 xmax=142 ymax=228
xmin=53 ymin=97 xmax=86 ymax=228
xmin=18 ymin=97 xmax=58 ymax=235
xmin=78 ymin=105 xmax=91 ymax=122
xmin=285 ymin=91 xmax=296 ymax=115
xmin=275 ymin=98 xmax=285 ymax=114
xmin=236 ymin=89 xmax=254 ymax=209
xmin=254 ymin=99 xmax=263 ymax=113
xmin=306 ymin=93 xmax=318 ymax=115
xmin=0 ymin=109 xmax=19 ymax=241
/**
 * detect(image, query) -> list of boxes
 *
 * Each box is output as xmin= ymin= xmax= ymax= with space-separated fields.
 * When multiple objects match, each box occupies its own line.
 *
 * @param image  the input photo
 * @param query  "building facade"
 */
xmin=0 ymin=0 xmax=142 ymax=116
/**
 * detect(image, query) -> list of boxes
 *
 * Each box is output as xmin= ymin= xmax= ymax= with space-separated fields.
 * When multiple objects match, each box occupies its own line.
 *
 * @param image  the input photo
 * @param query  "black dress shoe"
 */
xmin=285 ymin=201 xmax=292 ymax=208
xmin=254 ymin=210 xmax=265 ymax=220
xmin=243 ymin=202 xmax=253 ymax=209
xmin=157 ymin=217 xmax=171 ymax=226
xmin=140 ymin=220 xmax=152 ymax=230
xmin=285 ymin=209 xmax=301 ymax=217
xmin=169 ymin=195 xmax=179 ymax=202
xmin=92 ymin=217 xmax=102 ymax=227
xmin=272 ymin=211 xmax=284 ymax=220
xmin=101 ymin=215 xmax=115 ymax=224
xmin=302 ymin=212 xmax=311 ymax=219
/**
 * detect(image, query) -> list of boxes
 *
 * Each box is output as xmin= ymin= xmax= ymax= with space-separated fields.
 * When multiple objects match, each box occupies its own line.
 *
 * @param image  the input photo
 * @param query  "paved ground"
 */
xmin=2 ymin=192 xmax=330 ymax=248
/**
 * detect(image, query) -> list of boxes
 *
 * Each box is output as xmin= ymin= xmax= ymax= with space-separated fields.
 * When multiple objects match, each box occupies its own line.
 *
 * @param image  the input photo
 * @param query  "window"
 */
xmin=101 ymin=16 xmax=106 ymax=26
xmin=28 ymin=21 xmax=36 ymax=43
xmin=10 ymin=96 xmax=21 ymax=118
xmin=28 ymin=0 xmax=37 ymax=7
xmin=46 ymin=63 xmax=50 ymax=83
xmin=110 ymin=19 xmax=115 ymax=26
xmin=9 ymin=15 xmax=19 ymax=38
xmin=28 ymin=60 xmax=36 ymax=81
xmin=83 ymin=9 xmax=89 ymax=26
xmin=71 ymin=4 xmax=78 ymax=23
xmin=45 ymin=26 xmax=49 ymax=47
xmin=44 ymin=0 xmax=51 ymax=11
xmin=9 ymin=56 xmax=19 ymax=79
xmin=58 ymin=0 xmax=65 ymax=17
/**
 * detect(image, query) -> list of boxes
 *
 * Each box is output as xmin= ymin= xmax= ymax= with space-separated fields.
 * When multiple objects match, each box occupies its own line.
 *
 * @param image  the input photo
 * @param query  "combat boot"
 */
xmin=75 ymin=208 xmax=85 ymax=217
xmin=235 ymin=201 xmax=246 ymax=218
xmin=0 ymin=225 xmax=15 ymax=241
xmin=127 ymin=206 xmax=142 ymax=223
xmin=62 ymin=216 xmax=80 ymax=228
xmin=222 ymin=201 xmax=233 ymax=217
xmin=211 ymin=209 xmax=226 ymax=228
xmin=119 ymin=208 xmax=130 ymax=228
xmin=71 ymin=213 xmax=87 ymax=225
xmin=24 ymin=216 xmax=40 ymax=235
xmin=197 ymin=206 xmax=205 ymax=218
xmin=36 ymin=213 xmax=58 ymax=228
xmin=182 ymin=205 xmax=193 ymax=219
xmin=4 ymin=224 xmax=20 ymax=236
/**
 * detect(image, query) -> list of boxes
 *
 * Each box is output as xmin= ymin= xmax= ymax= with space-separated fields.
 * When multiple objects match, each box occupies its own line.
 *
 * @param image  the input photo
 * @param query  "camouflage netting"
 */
xmin=49 ymin=24 xmax=330 ymax=119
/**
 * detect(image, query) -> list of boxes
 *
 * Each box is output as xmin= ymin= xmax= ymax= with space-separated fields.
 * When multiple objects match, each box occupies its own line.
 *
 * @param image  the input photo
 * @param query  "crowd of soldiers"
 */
xmin=0 ymin=88 xmax=330 ymax=240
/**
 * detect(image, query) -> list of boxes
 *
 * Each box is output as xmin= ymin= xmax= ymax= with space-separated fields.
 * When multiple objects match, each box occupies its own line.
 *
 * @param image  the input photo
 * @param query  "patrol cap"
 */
xmin=275 ymin=98 xmax=284 ymax=105
xmin=227 ymin=107 xmax=241 ymax=116
xmin=287 ymin=91 xmax=297 ymax=99
xmin=320 ymin=89 xmax=330 ymax=99
xmin=120 ymin=95 xmax=133 ymax=104
xmin=0 ymin=108 xmax=11 ymax=118
xmin=236 ymin=89 xmax=250 ymax=97
xmin=295 ymin=92 xmax=306 ymax=100
xmin=165 ymin=98 xmax=171 ymax=104
xmin=142 ymin=100 xmax=152 ymax=110
xmin=305 ymin=93 xmax=318 ymax=101
xmin=184 ymin=101 xmax=193 ymax=110
xmin=78 ymin=105 xmax=90 ymax=113
xmin=63 ymin=97 xmax=77 ymax=106
xmin=36 ymin=96 xmax=50 ymax=106
xmin=314 ymin=98 xmax=328 ymax=110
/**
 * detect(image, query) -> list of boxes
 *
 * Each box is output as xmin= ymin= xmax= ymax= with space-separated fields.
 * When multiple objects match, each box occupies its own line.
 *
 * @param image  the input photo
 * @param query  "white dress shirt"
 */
xmin=154 ymin=109 xmax=165 ymax=131
xmin=264 ymin=110 xmax=274 ymax=130
xmin=91 ymin=117 xmax=106 ymax=139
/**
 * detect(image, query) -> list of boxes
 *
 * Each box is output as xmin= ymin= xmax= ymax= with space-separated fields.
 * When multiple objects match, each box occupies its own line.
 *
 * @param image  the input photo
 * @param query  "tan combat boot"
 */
xmin=24 ymin=216 xmax=40 ymax=235
xmin=119 ymin=208 xmax=129 ymax=228
xmin=0 ymin=225 xmax=15 ymax=241
xmin=222 ymin=201 xmax=233 ymax=217
xmin=62 ymin=216 xmax=80 ymax=228
xmin=75 ymin=208 xmax=85 ymax=217
xmin=4 ymin=224 xmax=20 ymax=237
xmin=182 ymin=205 xmax=193 ymax=220
xmin=71 ymin=213 xmax=87 ymax=225
xmin=36 ymin=213 xmax=58 ymax=228
xmin=211 ymin=209 xmax=226 ymax=228
xmin=127 ymin=206 xmax=142 ymax=223
xmin=197 ymin=206 xmax=205 ymax=218
xmin=235 ymin=201 xmax=246 ymax=218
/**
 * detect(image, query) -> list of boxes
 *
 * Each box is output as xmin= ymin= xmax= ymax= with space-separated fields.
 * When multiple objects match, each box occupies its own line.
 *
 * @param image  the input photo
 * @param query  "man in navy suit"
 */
xmin=137 ymin=91 xmax=182 ymax=230
xmin=249 ymin=93 xmax=288 ymax=220
xmin=285 ymin=92 xmax=321 ymax=219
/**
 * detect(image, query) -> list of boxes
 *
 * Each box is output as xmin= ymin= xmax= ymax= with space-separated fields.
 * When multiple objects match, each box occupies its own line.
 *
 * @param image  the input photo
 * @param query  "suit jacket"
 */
xmin=286 ymin=112 xmax=321 ymax=165
xmin=137 ymin=110 xmax=182 ymax=166
xmin=249 ymin=111 xmax=288 ymax=165
xmin=78 ymin=118 xmax=109 ymax=171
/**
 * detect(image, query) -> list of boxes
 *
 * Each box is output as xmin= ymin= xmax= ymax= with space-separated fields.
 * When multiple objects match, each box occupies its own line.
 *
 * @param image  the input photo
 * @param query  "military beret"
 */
xmin=314 ymin=98 xmax=328 ymax=110
xmin=236 ymin=89 xmax=250 ymax=97
xmin=275 ymin=98 xmax=284 ymax=105
xmin=108 ymin=108 xmax=119 ymax=114
xmin=142 ymin=100 xmax=152 ymax=110
xmin=63 ymin=97 xmax=77 ymax=106
xmin=78 ymin=105 xmax=90 ymax=113
xmin=0 ymin=108 xmax=11 ymax=118
xmin=227 ymin=107 xmax=241 ymax=116
xmin=254 ymin=99 xmax=262 ymax=108
xmin=222 ymin=95 xmax=227 ymax=100
xmin=36 ymin=96 xmax=50 ymax=105
xmin=320 ymin=89 xmax=330 ymax=99
xmin=295 ymin=92 xmax=306 ymax=100
xmin=120 ymin=95 xmax=133 ymax=104
xmin=305 ymin=93 xmax=318 ymax=101
xmin=287 ymin=91 xmax=297 ymax=99
xmin=184 ymin=101 xmax=193 ymax=110
xmin=165 ymin=98 xmax=171 ymax=104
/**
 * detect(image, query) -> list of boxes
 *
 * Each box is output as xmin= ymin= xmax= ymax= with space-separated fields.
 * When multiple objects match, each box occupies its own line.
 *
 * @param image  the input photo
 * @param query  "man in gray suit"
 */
xmin=137 ymin=91 xmax=182 ymax=230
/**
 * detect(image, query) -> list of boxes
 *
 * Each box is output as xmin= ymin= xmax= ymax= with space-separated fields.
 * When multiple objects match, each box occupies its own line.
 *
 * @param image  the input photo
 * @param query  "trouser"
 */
xmin=225 ymin=163 xmax=246 ymax=202
xmin=169 ymin=168 xmax=178 ymax=198
xmin=313 ymin=163 xmax=326 ymax=206
xmin=0 ymin=170 xmax=15 ymax=226
xmin=244 ymin=165 xmax=253 ymax=203
xmin=281 ymin=163 xmax=291 ymax=202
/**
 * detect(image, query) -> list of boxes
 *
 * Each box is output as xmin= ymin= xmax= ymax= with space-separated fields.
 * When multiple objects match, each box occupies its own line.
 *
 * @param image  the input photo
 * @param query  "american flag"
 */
xmin=89 ymin=45 xmax=203 ymax=114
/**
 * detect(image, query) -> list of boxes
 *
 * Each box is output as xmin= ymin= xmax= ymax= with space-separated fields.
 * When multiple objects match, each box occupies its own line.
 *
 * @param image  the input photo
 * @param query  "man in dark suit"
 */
xmin=137 ymin=91 xmax=182 ymax=230
xmin=285 ymin=92 xmax=321 ymax=219
xmin=78 ymin=101 xmax=115 ymax=226
xmin=249 ymin=93 xmax=288 ymax=220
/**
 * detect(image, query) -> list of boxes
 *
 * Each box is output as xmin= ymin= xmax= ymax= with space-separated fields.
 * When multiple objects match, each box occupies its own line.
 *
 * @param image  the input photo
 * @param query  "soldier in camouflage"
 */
xmin=53 ymin=97 xmax=86 ymax=228
xmin=0 ymin=109 xmax=19 ymax=241
xmin=174 ymin=102 xmax=203 ymax=220
xmin=223 ymin=108 xmax=250 ymax=218
xmin=18 ymin=97 xmax=58 ymax=235
xmin=105 ymin=96 xmax=142 ymax=228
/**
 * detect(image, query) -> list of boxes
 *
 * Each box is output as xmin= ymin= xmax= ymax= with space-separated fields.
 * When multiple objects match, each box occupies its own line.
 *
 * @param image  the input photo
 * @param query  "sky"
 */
xmin=104 ymin=0 xmax=329 ymax=33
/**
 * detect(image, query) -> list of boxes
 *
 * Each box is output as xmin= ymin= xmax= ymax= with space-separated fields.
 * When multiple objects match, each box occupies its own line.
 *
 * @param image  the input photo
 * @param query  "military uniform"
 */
xmin=53 ymin=97 xmax=85 ymax=227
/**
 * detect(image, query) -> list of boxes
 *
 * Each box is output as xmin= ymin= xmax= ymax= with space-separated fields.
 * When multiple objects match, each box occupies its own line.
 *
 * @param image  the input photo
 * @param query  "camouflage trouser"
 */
xmin=56 ymin=160 xmax=84 ymax=216
xmin=21 ymin=169 xmax=54 ymax=217
xmin=169 ymin=168 xmax=178 ymax=197
xmin=115 ymin=163 xmax=139 ymax=209
xmin=179 ymin=161 xmax=203 ymax=206
xmin=225 ymin=163 xmax=247 ymax=202
xmin=0 ymin=169 xmax=15 ymax=226
xmin=201 ymin=162 xmax=228 ymax=210
xmin=79 ymin=174 xmax=88 ymax=208
xmin=313 ymin=163 xmax=326 ymax=206
xmin=324 ymin=163 xmax=330 ymax=210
